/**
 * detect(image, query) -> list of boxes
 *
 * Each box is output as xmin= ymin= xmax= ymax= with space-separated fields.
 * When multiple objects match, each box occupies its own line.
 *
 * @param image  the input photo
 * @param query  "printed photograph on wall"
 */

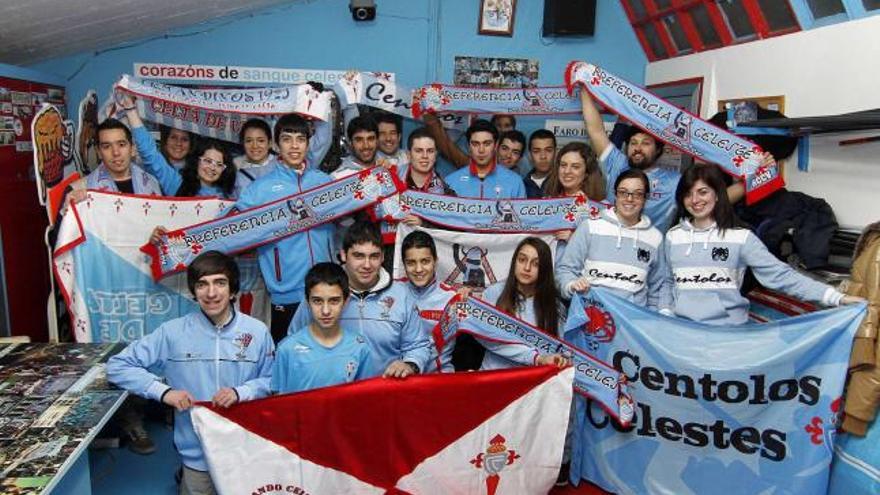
xmin=453 ymin=56 xmax=538 ymax=88
xmin=478 ymin=0 xmax=516 ymax=36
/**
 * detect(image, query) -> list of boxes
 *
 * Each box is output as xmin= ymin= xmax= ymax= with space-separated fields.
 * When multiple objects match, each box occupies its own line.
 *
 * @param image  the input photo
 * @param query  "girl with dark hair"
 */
xmin=123 ymin=97 xmax=241 ymax=199
xmin=233 ymin=119 xmax=275 ymax=188
xmin=664 ymin=163 xmax=862 ymax=325
xmin=556 ymin=168 xmax=668 ymax=309
xmin=174 ymin=140 xmax=238 ymax=198
xmin=479 ymin=237 xmax=568 ymax=370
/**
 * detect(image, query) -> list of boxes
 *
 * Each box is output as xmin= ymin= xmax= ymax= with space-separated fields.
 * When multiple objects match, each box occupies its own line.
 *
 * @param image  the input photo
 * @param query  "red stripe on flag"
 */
xmin=202 ymin=366 xmax=565 ymax=489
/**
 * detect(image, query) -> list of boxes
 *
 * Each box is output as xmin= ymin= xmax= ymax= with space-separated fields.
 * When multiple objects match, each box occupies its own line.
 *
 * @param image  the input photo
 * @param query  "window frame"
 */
xmin=620 ymin=0 xmax=801 ymax=61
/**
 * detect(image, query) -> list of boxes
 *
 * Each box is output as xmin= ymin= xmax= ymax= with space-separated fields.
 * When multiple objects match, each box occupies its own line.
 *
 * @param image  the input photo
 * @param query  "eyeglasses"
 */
xmin=199 ymin=156 xmax=226 ymax=169
xmin=616 ymin=189 xmax=646 ymax=200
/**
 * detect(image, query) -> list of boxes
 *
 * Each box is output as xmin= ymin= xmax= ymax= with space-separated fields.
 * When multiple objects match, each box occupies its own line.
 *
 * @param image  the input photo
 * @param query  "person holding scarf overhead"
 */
xmin=122 ymin=96 xmax=240 ymax=200
xmin=158 ymin=125 xmax=195 ymax=171
xmin=663 ymin=164 xmax=862 ymax=325
xmin=234 ymin=114 xmax=336 ymax=342
xmin=579 ymin=90 xmax=751 ymax=234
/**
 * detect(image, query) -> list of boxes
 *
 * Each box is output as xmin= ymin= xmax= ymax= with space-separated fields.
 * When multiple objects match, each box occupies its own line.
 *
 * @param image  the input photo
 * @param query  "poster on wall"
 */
xmin=75 ymin=91 xmax=99 ymax=175
xmin=31 ymin=104 xmax=75 ymax=206
xmin=453 ymin=56 xmax=538 ymax=88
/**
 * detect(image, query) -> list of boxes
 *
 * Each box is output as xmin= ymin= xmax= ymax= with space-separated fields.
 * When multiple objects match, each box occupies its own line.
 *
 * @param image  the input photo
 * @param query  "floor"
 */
xmin=89 ymin=417 xmax=610 ymax=494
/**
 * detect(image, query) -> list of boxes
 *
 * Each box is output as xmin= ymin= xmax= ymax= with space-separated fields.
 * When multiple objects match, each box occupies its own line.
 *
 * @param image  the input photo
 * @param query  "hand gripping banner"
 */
xmin=142 ymin=167 xmax=404 ymax=280
xmin=436 ymin=295 xmax=633 ymax=427
xmin=334 ymin=71 xmax=410 ymax=118
xmin=411 ymin=84 xmax=581 ymax=119
xmin=373 ymin=190 xmax=611 ymax=233
xmin=565 ymin=61 xmax=784 ymax=204
xmin=109 ymin=75 xmax=332 ymax=142
xmin=564 ymin=287 xmax=866 ymax=495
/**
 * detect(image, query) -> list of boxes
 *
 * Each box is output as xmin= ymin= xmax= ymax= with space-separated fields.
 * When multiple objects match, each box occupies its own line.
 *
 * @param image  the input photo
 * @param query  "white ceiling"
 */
xmin=0 ymin=0 xmax=294 ymax=66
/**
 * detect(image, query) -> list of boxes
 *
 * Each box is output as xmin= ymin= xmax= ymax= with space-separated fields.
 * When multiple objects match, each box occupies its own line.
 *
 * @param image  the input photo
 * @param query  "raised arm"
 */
xmin=122 ymin=95 xmax=182 ymax=195
xmin=579 ymin=88 xmax=613 ymax=157
xmin=423 ymin=113 xmax=469 ymax=168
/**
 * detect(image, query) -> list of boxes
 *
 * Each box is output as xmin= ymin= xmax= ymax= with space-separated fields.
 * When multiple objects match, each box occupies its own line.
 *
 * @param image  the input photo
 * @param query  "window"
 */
xmin=718 ymin=1 xmax=757 ymax=40
xmin=755 ymin=0 xmax=799 ymax=31
xmin=806 ymin=0 xmax=846 ymax=18
xmin=620 ymin=0 xmax=802 ymax=61
xmin=629 ymin=0 xmax=647 ymax=17
xmin=688 ymin=3 xmax=722 ymax=47
xmin=862 ymin=0 xmax=880 ymax=11
xmin=662 ymin=15 xmax=692 ymax=53
xmin=641 ymin=22 xmax=669 ymax=59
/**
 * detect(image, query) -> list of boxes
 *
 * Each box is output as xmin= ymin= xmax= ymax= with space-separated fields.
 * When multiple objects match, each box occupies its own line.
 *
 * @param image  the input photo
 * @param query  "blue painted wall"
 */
xmin=0 ymin=62 xmax=64 ymax=86
xmin=30 ymin=0 xmax=647 ymax=117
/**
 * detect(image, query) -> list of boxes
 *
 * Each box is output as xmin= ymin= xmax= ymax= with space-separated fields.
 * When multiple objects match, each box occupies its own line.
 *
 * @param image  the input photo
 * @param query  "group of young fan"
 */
xmin=62 ymin=87 xmax=862 ymax=494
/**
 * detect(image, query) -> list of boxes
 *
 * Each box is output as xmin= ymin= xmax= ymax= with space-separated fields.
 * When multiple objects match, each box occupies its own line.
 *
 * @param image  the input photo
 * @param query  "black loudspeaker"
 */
xmin=543 ymin=0 xmax=596 ymax=37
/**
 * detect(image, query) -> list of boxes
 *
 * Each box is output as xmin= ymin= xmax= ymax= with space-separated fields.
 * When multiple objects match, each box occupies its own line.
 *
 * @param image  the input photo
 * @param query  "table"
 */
xmin=0 ymin=343 xmax=127 ymax=494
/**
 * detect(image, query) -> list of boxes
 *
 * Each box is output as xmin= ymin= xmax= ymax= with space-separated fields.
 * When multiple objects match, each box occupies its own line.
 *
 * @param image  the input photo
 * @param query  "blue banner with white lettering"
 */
xmin=142 ymin=166 xmax=402 ymax=280
xmin=374 ymin=190 xmax=611 ymax=233
xmin=565 ymin=288 xmax=865 ymax=495
xmin=412 ymin=84 xmax=580 ymax=118
xmin=565 ymin=61 xmax=783 ymax=205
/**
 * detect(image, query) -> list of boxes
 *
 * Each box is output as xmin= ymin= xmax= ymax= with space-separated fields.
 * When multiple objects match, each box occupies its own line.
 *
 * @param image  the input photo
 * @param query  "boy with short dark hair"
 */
xmin=400 ymin=230 xmax=485 ymax=372
xmin=524 ymin=129 xmax=557 ymax=198
xmin=272 ymin=262 xmax=373 ymax=394
xmin=234 ymin=113 xmax=336 ymax=342
xmin=374 ymin=111 xmax=408 ymax=170
xmin=107 ymin=250 xmax=274 ymax=494
xmin=289 ymin=221 xmax=430 ymax=377
xmin=444 ymin=119 xmax=525 ymax=199
xmin=333 ymin=115 xmax=380 ymax=179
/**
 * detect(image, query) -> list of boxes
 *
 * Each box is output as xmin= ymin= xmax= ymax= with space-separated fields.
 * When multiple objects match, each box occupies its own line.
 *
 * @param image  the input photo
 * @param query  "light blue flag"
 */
xmin=565 ymin=288 xmax=865 ymax=495
xmin=53 ymin=193 xmax=235 ymax=342
xmin=830 ymin=413 xmax=880 ymax=494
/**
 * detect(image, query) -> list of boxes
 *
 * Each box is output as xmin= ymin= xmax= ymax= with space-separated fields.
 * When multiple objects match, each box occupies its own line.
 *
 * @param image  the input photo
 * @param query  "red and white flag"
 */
xmin=192 ymin=366 xmax=574 ymax=494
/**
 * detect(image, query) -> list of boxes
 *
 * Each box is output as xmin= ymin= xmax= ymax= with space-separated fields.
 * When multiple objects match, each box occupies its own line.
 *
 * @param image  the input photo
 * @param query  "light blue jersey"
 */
xmin=272 ymin=326 xmax=373 ymax=394
xmin=288 ymin=270 xmax=431 ymax=374
xmin=556 ymin=207 xmax=669 ymax=310
xmin=234 ymin=160 xmax=335 ymax=305
xmin=445 ymin=161 xmax=526 ymax=199
xmin=478 ymin=281 xmax=540 ymax=371
xmin=107 ymin=310 xmax=273 ymax=470
xmin=401 ymin=278 xmax=457 ymax=373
